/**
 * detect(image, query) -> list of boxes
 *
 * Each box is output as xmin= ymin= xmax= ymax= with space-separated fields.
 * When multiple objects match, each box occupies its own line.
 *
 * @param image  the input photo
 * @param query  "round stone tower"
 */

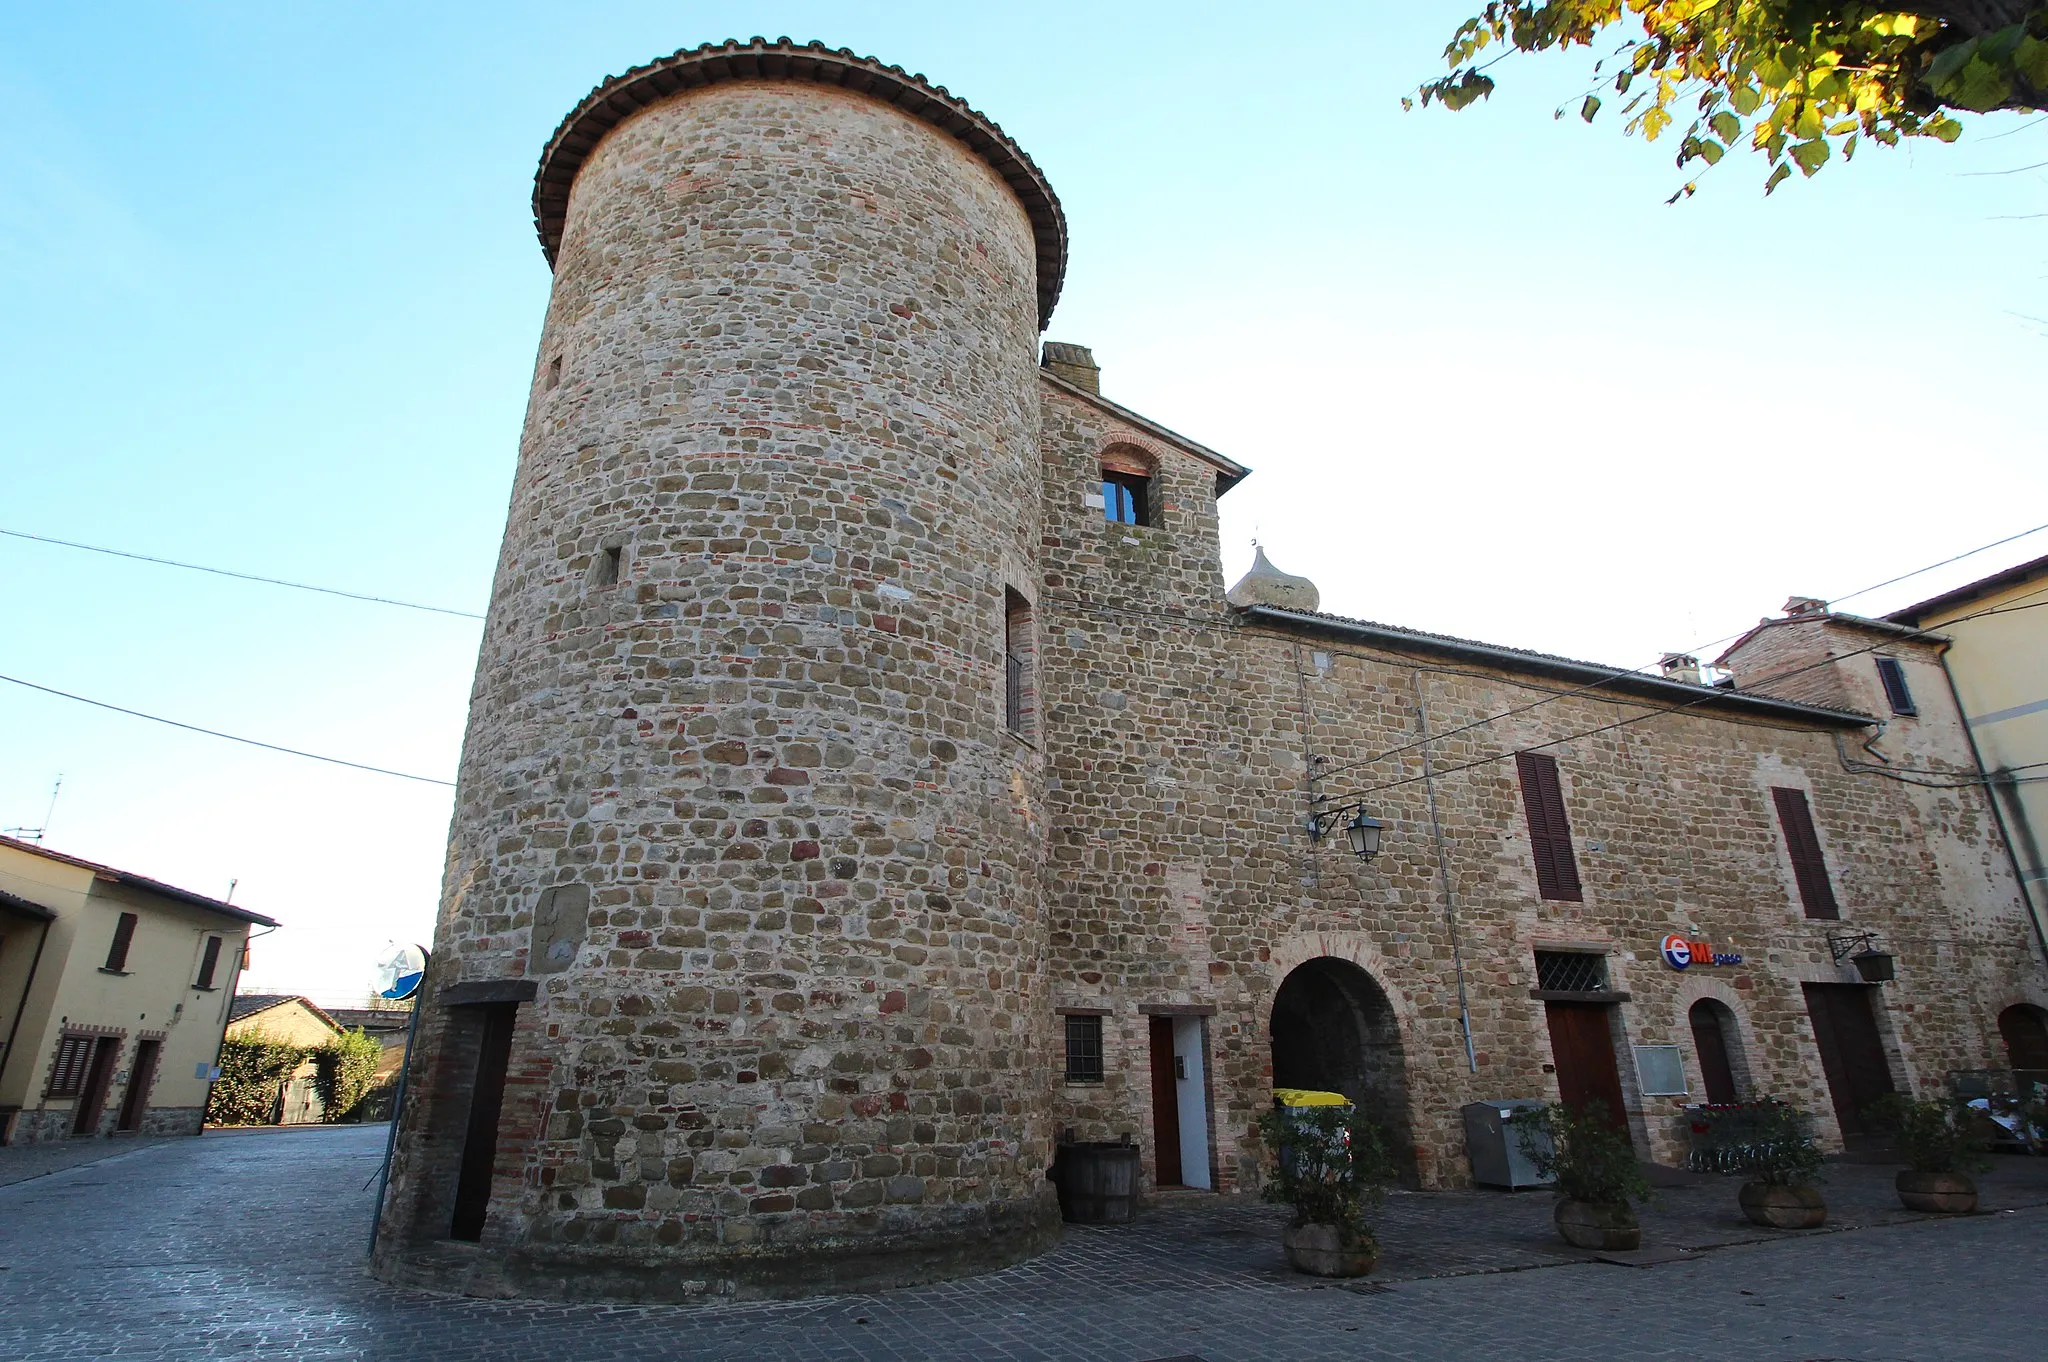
xmin=373 ymin=38 xmax=1065 ymax=1301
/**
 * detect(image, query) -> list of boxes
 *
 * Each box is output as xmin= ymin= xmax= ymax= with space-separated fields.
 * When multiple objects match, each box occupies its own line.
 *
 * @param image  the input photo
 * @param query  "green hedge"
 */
xmin=205 ymin=1029 xmax=305 ymax=1126
xmin=312 ymin=1028 xmax=384 ymax=1123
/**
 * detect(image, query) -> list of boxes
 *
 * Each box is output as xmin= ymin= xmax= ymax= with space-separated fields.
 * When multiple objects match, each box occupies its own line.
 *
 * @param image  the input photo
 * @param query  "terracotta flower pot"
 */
xmin=1554 ymin=1198 xmax=1642 ymax=1251
xmin=1738 ymin=1180 xmax=1827 ymax=1229
xmin=1896 ymin=1170 xmax=1977 ymax=1214
xmin=1282 ymin=1221 xmax=1378 ymax=1277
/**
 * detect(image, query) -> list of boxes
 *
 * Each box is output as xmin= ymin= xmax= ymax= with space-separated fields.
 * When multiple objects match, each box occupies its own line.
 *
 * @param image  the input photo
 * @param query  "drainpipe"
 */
xmin=1935 ymin=644 xmax=2048 ymax=964
xmin=1415 ymin=672 xmax=1479 ymax=1073
xmin=0 ymin=916 xmax=54 ymax=1137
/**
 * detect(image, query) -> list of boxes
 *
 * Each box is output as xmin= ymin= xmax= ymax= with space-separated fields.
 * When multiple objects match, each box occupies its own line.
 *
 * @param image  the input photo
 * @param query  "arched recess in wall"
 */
xmin=1670 ymin=976 xmax=1758 ymax=1105
xmin=1266 ymin=934 xmax=1420 ymax=1182
xmin=1999 ymin=1003 xmax=2048 ymax=1074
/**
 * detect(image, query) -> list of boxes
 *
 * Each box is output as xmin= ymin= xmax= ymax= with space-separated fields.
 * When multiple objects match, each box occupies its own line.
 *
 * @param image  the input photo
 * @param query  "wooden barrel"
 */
xmin=1051 ymin=1141 xmax=1142 ymax=1223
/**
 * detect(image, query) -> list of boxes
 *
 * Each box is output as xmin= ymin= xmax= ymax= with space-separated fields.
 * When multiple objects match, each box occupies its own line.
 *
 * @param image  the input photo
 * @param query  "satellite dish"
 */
xmin=374 ymin=943 xmax=428 ymax=1001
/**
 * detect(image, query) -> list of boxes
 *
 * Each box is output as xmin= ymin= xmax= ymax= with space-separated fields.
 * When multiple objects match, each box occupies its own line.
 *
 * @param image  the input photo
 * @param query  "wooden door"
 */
xmin=1544 ymin=1002 xmax=1631 ymax=1145
xmin=73 ymin=1037 xmax=121 ymax=1136
xmin=1148 ymin=1017 xmax=1182 ymax=1187
xmin=1688 ymin=1003 xmax=1739 ymax=1105
xmin=118 ymin=1038 xmax=161 ymax=1132
xmin=451 ymin=1004 xmax=518 ymax=1241
xmin=1802 ymin=983 xmax=1895 ymax=1143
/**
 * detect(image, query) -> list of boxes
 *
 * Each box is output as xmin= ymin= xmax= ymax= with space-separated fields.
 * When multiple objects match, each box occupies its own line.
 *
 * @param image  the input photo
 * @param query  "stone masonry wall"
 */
xmin=1034 ymin=383 xmax=2047 ymax=1193
xmin=376 ymin=78 xmax=1060 ymax=1300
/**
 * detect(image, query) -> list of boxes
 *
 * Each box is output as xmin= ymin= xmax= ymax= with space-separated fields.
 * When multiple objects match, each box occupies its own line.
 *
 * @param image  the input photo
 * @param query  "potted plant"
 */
xmin=1721 ymin=1101 xmax=1828 ymax=1229
xmin=1865 ymin=1095 xmax=1990 ymax=1213
xmin=1256 ymin=1099 xmax=1395 ymax=1277
xmin=1512 ymin=1101 xmax=1651 ymax=1251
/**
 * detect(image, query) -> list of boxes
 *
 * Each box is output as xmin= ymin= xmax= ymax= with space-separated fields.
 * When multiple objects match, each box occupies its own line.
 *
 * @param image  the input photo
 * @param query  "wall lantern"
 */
xmin=1827 ymin=931 xmax=1895 ymax=983
xmin=1307 ymin=804 xmax=1385 ymax=861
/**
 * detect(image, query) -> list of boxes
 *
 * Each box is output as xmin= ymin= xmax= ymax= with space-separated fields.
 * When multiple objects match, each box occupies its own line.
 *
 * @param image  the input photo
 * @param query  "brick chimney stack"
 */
xmin=1041 ymin=341 xmax=1100 ymax=394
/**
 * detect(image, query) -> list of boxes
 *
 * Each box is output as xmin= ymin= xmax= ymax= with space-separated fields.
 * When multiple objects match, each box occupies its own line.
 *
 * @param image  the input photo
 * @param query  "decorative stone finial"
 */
xmin=1226 ymin=546 xmax=1320 ymax=612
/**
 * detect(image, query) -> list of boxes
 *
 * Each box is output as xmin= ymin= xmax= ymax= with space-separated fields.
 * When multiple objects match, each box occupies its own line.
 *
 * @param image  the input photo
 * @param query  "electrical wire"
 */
xmin=1316 ymin=595 xmax=2048 ymax=805
xmin=1310 ymin=520 xmax=2048 ymax=784
xmin=0 ymin=527 xmax=486 ymax=620
xmin=0 ymin=672 xmax=455 ymax=787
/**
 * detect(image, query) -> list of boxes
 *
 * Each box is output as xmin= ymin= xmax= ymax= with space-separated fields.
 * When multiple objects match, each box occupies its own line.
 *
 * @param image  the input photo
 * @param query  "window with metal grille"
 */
xmin=1004 ymin=588 xmax=1033 ymax=738
xmin=1535 ymin=951 xmax=1609 ymax=993
xmin=1875 ymin=657 xmax=1917 ymax=716
xmin=195 ymin=935 xmax=223 ymax=990
xmin=103 ymin=912 xmax=138 ymax=972
xmin=1516 ymin=752 xmax=1583 ymax=902
xmin=45 ymin=1034 xmax=96 ymax=1097
xmin=1771 ymin=786 xmax=1839 ymax=919
xmin=1064 ymin=1014 xmax=1104 ymax=1082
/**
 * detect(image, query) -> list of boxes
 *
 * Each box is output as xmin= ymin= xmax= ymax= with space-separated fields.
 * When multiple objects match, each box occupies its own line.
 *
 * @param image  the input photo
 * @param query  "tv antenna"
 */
xmin=4 ymin=775 xmax=62 ymax=844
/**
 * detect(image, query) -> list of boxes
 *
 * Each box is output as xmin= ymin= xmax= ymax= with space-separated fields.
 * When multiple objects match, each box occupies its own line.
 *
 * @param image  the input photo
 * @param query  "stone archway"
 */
xmin=1269 ymin=956 xmax=1416 ymax=1179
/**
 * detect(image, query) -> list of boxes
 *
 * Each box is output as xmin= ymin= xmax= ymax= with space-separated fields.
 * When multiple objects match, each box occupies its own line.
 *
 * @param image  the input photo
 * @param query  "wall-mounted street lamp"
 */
xmin=1307 ymin=804 xmax=1385 ymax=860
xmin=1827 ymin=930 xmax=1895 ymax=983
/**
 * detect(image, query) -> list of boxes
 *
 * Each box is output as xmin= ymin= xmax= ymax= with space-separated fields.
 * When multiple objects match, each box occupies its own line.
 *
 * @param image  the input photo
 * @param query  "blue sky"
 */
xmin=4 ymin=4 xmax=2044 ymax=1003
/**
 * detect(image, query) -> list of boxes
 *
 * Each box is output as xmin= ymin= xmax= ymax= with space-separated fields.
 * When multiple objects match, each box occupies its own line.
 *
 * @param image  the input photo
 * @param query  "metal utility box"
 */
xmin=1463 ymin=1099 xmax=1553 ymax=1189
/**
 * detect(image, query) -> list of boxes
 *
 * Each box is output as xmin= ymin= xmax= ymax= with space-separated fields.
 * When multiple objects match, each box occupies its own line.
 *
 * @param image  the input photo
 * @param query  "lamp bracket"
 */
xmin=1825 ymin=930 xmax=1881 ymax=963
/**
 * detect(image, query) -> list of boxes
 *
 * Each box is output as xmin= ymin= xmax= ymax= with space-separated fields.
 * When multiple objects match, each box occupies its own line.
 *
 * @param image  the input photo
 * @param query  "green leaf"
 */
xmin=1945 ymin=57 xmax=2014 ymax=113
xmin=1730 ymin=85 xmax=1761 ymax=115
xmin=1710 ymin=111 xmax=1741 ymax=143
xmin=1764 ymin=163 xmax=1792 ymax=195
xmin=1581 ymin=94 xmax=1602 ymax=122
xmin=2017 ymin=35 xmax=2048 ymax=93
xmin=1928 ymin=116 xmax=1965 ymax=143
xmin=1696 ymin=139 xmax=1724 ymax=166
xmin=1842 ymin=133 xmax=1858 ymax=161
xmin=1790 ymin=139 xmax=1830 ymax=176
xmin=1925 ymin=40 xmax=1977 ymax=92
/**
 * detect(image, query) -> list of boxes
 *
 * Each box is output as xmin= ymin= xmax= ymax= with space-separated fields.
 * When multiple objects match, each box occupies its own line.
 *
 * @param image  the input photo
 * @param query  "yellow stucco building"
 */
xmin=0 ymin=835 xmax=277 ymax=1143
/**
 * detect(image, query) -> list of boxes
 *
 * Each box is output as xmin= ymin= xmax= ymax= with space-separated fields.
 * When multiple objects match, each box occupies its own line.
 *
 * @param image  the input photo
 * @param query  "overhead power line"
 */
xmin=0 ymin=672 xmax=455 ymax=787
xmin=1311 ymin=519 xmax=2048 ymax=785
xmin=0 ymin=527 xmax=486 ymax=620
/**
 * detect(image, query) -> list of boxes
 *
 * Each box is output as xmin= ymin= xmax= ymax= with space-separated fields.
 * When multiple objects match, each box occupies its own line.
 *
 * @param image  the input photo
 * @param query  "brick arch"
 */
xmin=1092 ymin=430 xmax=1172 ymax=475
xmin=1265 ymin=931 xmax=1420 ymax=1042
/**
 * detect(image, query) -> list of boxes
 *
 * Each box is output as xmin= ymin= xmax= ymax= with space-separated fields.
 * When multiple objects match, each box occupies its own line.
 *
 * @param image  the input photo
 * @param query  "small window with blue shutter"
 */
xmin=1875 ymin=657 xmax=1916 ymax=716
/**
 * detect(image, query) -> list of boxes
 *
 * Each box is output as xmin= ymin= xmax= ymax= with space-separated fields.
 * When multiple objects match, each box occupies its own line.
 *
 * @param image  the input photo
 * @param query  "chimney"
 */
xmin=1782 ymin=596 xmax=1828 ymax=618
xmin=1041 ymin=341 xmax=1100 ymax=394
xmin=1658 ymin=653 xmax=1702 ymax=685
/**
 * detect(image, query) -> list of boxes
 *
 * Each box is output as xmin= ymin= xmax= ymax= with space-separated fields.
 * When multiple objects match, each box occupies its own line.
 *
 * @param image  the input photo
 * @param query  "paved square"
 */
xmin=3 ymin=1124 xmax=2045 ymax=1360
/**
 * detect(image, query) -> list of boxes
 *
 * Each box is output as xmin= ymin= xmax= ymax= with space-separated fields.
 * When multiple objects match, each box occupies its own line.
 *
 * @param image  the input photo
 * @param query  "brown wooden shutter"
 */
xmin=1772 ymin=787 xmax=1839 ymax=919
xmin=1516 ymin=751 xmax=1583 ymax=901
xmin=196 ymin=936 xmax=223 ymax=989
xmin=105 ymin=912 xmax=138 ymax=972
xmin=47 ymin=1035 xmax=94 ymax=1097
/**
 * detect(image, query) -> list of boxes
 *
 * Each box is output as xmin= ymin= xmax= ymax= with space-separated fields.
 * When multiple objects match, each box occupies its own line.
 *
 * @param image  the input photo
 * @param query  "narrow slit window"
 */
xmin=546 ymin=355 xmax=562 ymax=391
xmin=1004 ymin=587 xmax=1034 ymax=737
xmin=1516 ymin=752 xmax=1583 ymax=902
xmin=104 ymin=912 xmax=138 ymax=973
xmin=1772 ymin=786 xmax=1839 ymax=919
xmin=597 ymin=545 xmax=622 ymax=587
xmin=1875 ymin=657 xmax=1917 ymax=716
xmin=195 ymin=935 xmax=223 ymax=990
xmin=1064 ymin=1014 xmax=1104 ymax=1083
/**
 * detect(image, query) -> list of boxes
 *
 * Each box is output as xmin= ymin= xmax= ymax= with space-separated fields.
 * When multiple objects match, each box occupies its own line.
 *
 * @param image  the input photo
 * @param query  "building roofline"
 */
xmin=1710 ymin=611 xmax=1946 ymax=669
xmin=1239 ymin=605 xmax=1875 ymax=729
xmin=1886 ymin=551 xmax=2048 ymax=626
xmin=0 ymin=887 xmax=56 ymax=922
xmin=534 ymin=37 xmax=1068 ymax=329
xmin=1037 ymin=370 xmax=1251 ymax=491
xmin=228 ymin=993 xmax=341 ymax=1031
xmin=0 ymin=835 xmax=278 ymax=927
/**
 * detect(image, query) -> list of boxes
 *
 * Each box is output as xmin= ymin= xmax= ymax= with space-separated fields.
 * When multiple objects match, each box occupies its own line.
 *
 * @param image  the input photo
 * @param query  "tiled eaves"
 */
xmin=1038 ymin=370 xmax=1252 ymax=491
xmin=1237 ymin=604 xmax=1877 ymax=730
xmin=534 ymin=37 xmax=1070 ymax=330
xmin=0 ymin=834 xmax=277 ymax=927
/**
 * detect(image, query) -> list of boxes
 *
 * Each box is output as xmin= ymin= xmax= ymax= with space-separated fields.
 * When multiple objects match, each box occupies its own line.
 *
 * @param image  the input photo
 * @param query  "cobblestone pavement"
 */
xmin=5 ymin=1123 xmax=2046 ymax=1360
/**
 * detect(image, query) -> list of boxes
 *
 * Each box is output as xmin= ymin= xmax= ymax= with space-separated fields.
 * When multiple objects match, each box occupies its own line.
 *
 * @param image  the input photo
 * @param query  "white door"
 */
xmin=1172 ymin=1016 xmax=1212 ymax=1190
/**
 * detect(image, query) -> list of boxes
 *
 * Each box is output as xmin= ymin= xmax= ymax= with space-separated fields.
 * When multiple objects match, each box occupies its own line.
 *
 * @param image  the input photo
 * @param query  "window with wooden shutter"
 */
xmin=195 ymin=935 xmax=223 ymax=989
xmin=46 ymin=1034 xmax=95 ymax=1097
xmin=1516 ymin=751 xmax=1583 ymax=901
xmin=1772 ymin=786 xmax=1839 ymax=919
xmin=104 ymin=912 xmax=138 ymax=972
xmin=1874 ymin=657 xmax=1917 ymax=716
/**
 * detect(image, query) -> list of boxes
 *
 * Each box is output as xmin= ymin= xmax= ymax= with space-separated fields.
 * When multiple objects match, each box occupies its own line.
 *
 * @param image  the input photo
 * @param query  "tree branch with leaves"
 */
xmin=1411 ymin=3 xmax=2048 ymax=196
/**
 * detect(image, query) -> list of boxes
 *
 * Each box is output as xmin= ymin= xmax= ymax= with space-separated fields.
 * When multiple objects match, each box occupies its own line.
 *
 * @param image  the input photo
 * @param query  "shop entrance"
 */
xmin=1269 ymin=957 xmax=1414 ymax=1176
xmin=1146 ymin=1015 xmax=1212 ymax=1189
xmin=1802 ymin=983 xmax=1895 ymax=1146
xmin=1544 ymin=1002 xmax=1631 ymax=1143
xmin=1688 ymin=1000 xmax=1741 ymax=1105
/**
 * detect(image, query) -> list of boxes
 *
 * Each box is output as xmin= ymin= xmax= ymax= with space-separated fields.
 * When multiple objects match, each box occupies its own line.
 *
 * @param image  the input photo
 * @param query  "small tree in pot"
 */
xmin=1866 ymin=1095 xmax=1991 ymax=1214
xmin=1256 ymin=1102 xmax=1395 ymax=1277
xmin=1721 ymin=1101 xmax=1827 ymax=1229
xmin=1513 ymin=1101 xmax=1651 ymax=1251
